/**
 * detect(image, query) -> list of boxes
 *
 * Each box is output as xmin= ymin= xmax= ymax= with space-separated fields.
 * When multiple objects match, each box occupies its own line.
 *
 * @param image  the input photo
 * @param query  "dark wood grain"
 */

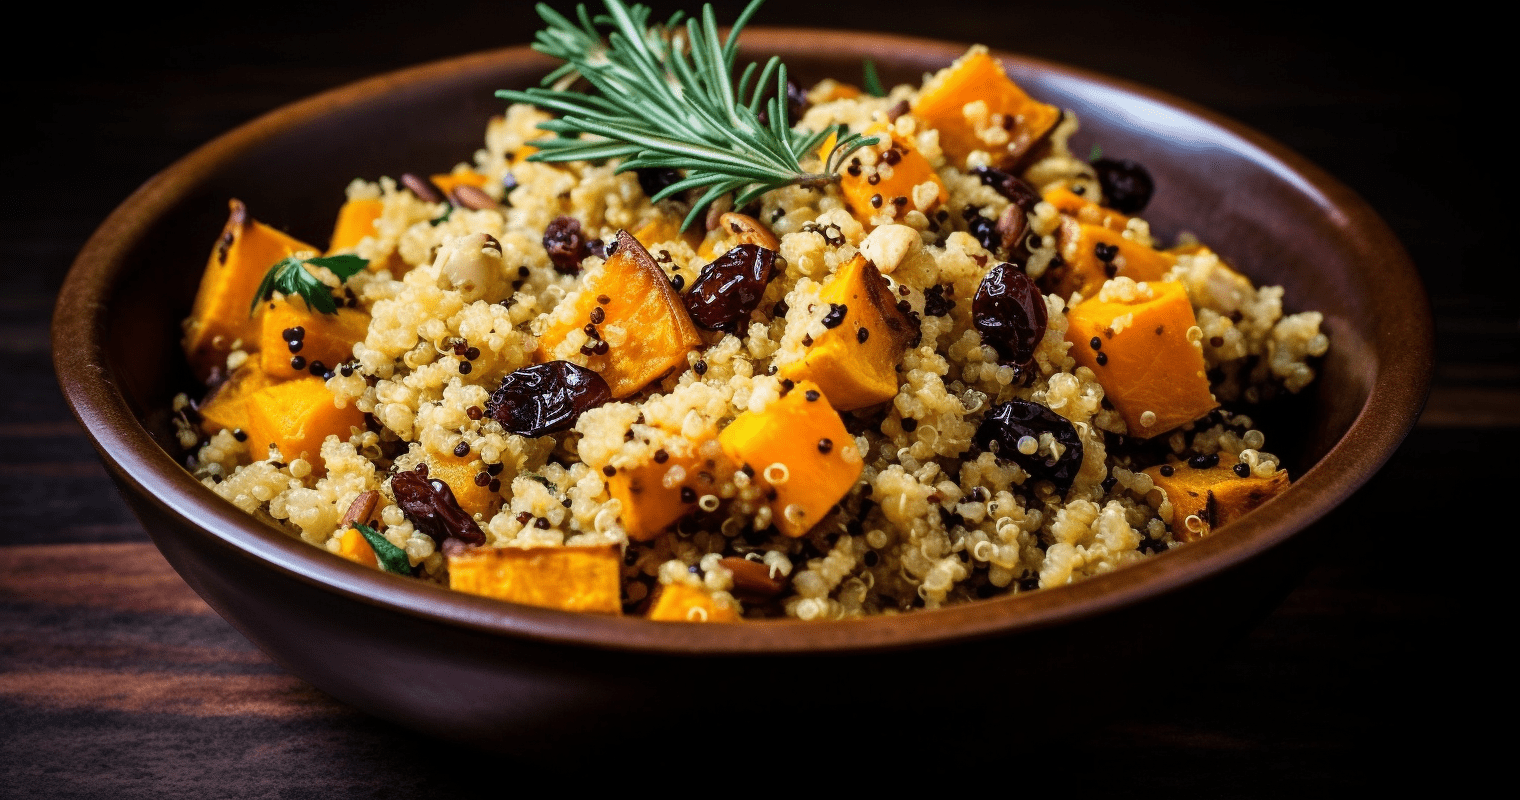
xmin=3 ymin=0 xmax=1504 ymax=794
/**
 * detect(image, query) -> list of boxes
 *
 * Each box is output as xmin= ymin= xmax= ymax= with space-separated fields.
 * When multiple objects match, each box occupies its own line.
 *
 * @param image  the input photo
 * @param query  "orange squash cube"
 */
xmin=448 ymin=544 xmax=623 ymax=614
xmin=257 ymin=299 xmax=370 ymax=381
xmin=183 ymin=199 xmax=317 ymax=381
xmin=1142 ymin=461 xmax=1290 ymax=542
xmin=328 ymin=198 xmax=383 ymax=253
xmin=1047 ymin=220 xmax=1176 ymax=301
xmin=911 ymin=47 xmax=1061 ymax=169
xmin=647 ymin=582 xmax=740 ymax=622
xmin=336 ymin=526 xmax=379 ymax=569
xmin=1065 ymin=281 xmax=1217 ymax=437
xmin=534 ymin=231 xmax=702 ymax=398
xmin=197 ymin=361 xmax=279 ymax=436
xmin=1043 ymin=185 xmax=1133 ymax=233
xmin=429 ymin=169 xmax=488 ymax=197
xmin=423 ymin=451 xmax=502 ymax=520
xmin=243 ymin=377 xmax=365 ymax=471
xmin=778 ymin=255 xmax=917 ymax=411
xmin=837 ymin=126 xmax=947 ymax=228
xmin=606 ymin=444 xmax=729 ymax=541
xmin=718 ymin=380 xmax=863 ymax=537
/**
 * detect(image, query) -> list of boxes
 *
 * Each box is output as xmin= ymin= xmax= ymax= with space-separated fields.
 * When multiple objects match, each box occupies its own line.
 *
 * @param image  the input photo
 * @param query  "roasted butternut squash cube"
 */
xmin=718 ymin=380 xmax=863 ymax=537
xmin=448 ymin=544 xmax=623 ymax=614
xmin=197 ymin=361 xmax=279 ymax=436
xmin=243 ymin=377 xmax=365 ymax=472
xmin=429 ymin=169 xmax=488 ymax=197
xmin=838 ymin=126 xmax=947 ymax=228
xmin=647 ymin=582 xmax=740 ymax=622
xmin=1065 ymin=281 xmax=1217 ymax=437
xmin=911 ymin=46 xmax=1061 ymax=169
xmin=1046 ymin=219 xmax=1176 ymax=301
xmin=258 ymin=299 xmax=370 ymax=381
xmin=336 ymin=526 xmax=379 ymax=569
xmin=534 ymin=230 xmax=702 ymax=398
xmin=423 ymin=451 xmax=502 ymax=520
xmin=183 ymin=199 xmax=318 ymax=381
xmin=606 ymin=442 xmax=729 ymax=541
xmin=1142 ymin=461 xmax=1290 ymax=542
xmin=260 ymin=301 xmax=366 ymax=372
xmin=328 ymin=198 xmax=383 ymax=253
xmin=778 ymin=255 xmax=917 ymax=411
xmin=1043 ymin=185 xmax=1132 ymax=233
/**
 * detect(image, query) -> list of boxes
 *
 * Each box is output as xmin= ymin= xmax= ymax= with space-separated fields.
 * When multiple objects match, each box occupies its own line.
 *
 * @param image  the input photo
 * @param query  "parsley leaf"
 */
xmin=249 ymin=254 xmax=367 ymax=316
xmin=862 ymin=59 xmax=885 ymax=98
xmin=353 ymin=522 xmax=412 ymax=576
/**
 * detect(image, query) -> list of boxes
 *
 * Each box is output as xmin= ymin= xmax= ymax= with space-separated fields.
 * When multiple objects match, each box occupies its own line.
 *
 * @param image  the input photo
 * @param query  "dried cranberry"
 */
xmin=973 ymin=400 xmax=1084 ymax=494
xmin=543 ymin=216 xmax=591 ymax=274
xmin=1092 ymin=158 xmax=1154 ymax=214
xmin=683 ymin=244 xmax=776 ymax=332
xmin=391 ymin=470 xmax=486 ymax=546
xmin=636 ymin=168 xmax=682 ymax=199
xmin=970 ymin=167 xmax=1042 ymax=211
xmin=973 ymin=262 xmax=1047 ymax=372
xmin=485 ymin=361 xmax=612 ymax=437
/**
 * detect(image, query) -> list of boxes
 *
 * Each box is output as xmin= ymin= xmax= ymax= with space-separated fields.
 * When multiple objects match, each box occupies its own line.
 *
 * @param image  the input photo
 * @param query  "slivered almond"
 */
xmin=717 ymin=212 xmax=779 ymax=251
xmin=719 ymin=556 xmax=788 ymax=601
xmin=339 ymin=490 xmax=380 ymax=529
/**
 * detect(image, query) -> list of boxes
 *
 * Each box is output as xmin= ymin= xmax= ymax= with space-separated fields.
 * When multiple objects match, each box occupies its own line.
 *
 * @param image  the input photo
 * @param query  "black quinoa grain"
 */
xmin=486 ymin=462 xmax=503 ymax=475
xmin=694 ymin=360 xmax=708 ymax=375
xmin=1209 ymin=336 xmax=1224 ymax=347
xmin=805 ymin=389 xmax=820 ymax=402
xmin=1096 ymin=352 xmax=1108 ymax=366
xmin=475 ymin=472 xmax=491 ymax=487
xmin=870 ymin=194 xmax=883 ymax=208
xmin=680 ymin=487 xmax=697 ymax=503
xmin=901 ymin=418 xmax=918 ymax=432
xmin=458 ymin=361 xmax=472 ymax=375
xmin=589 ymin=306 xmax=605 ymax=325
xmin=290 ymin=356 xmax=306 ymax=371
xmin=465 ymin=346 xmax=480 ymax=360
xmin=1234 ymin=462 xmax=1252 ymax=478
xmin=1090 ymin=336 xmax=1102 ymax=350
xmin=867 ymin=174 xmax=880 ymax=185
xmin=516 ymin=512 xmax=532 ymax=524
xmin=1159 ymin=464 xmax=1174 ymax=477
xmin=488 ymin=479 xmax=501 ymax=492
xmin=453 ymin=441 xmax=470 ymax=457
xmin=863 ymin=550 xmax=879 ymax=567
xmin=602 ymin=465 xmax=616 ymax=477
xmin=857 ymin=327 xmax=870 ymax=343
xmin=466 ymin=406 xmax=484 ymax=421
xmin=593 ymin=340 xmax=609 ymax=356
xmin=654 ymin=449 xmax=669 ymax=464
xmin=1188 ymin=453 xmax=1219 ymax=469
xmin=670 ymin=273 xmax=685 ymax=291
xmin=308 ymin=360 xmax=326 ymax=376
xmin=1095 ymin=242 xmax=1118 ymax=262
xmin=232 ymin=429 xmax=248 ymax=442
xmin=822 ymin=304 xmax=848 ymax=328
xmin=535 ymin=517 xmax=550 ymax=529
xmin=817 ymin=438 xmax=833 ymax=454
xmin=597 ymin=294 xmax=611 ymax=305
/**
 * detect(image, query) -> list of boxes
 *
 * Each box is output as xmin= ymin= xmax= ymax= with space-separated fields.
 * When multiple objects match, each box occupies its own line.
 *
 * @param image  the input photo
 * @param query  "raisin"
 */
xmin=973 ymin=400 xmax=1084 ymax=494
xmin=969 ymin=166 xmax=1042 ymax=211
xmin=683 ymin=244 xmax=777 ymax=332
xmin=485 ymin=361 xmax=612 ymax=437
xmin=543 ymin=216 xmax=591 ymax=274
xmin=391 ymin=470 xmax=486 ymax=546
xmin=1092 ymin=158 xmax=1155 ymax=214
xmin=968 ymin=214 xmax=1000 ymax=254
xmin=973 ymin=262 xmax=1048 ymax=375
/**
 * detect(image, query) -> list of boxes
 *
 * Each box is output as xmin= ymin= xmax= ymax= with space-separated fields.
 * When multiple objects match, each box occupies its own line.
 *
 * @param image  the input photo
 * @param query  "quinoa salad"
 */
xmin=174 ymin=1 xmax=1327 ymax=622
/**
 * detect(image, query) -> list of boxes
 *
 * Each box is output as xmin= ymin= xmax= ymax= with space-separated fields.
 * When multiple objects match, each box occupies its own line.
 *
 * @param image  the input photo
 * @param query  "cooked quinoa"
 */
xmin=180 ymin=45 xmax=1327 ymax=620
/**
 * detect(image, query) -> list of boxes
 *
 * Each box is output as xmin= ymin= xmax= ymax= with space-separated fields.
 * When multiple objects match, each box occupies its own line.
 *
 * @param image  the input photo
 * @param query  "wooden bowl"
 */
xmin=52 ymin=31 xmax=1431 ymax=749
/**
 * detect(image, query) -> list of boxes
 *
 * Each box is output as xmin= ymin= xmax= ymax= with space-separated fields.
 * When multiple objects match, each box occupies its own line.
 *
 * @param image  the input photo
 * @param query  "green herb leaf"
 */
xmin=862 ymin=59 xmax=884 ymax=97
xmin=249 ymin=254 xmax=368 ymax=317
xmin=429 ymin=206 xmax=454 ymax=227
xmin=353 ymin=523 xmax=412 ymax=575
xmin=521 ymin=472 xmax=557 ymax=492
xmin=497 ymin=0 xmax=877 ymax=231
xmin=1088 ymin=144 xmax=1103 ymax=162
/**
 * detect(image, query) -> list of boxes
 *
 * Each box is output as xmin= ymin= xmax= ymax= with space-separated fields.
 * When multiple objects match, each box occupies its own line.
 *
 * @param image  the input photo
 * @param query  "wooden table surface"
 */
xmin=3 ymin=2 xmax=1507 ymax=794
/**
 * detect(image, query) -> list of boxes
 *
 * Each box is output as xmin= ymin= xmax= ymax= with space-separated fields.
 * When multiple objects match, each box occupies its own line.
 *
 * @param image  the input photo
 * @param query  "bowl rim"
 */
xmin=52 ymin=29 xmax=1433 ymax=656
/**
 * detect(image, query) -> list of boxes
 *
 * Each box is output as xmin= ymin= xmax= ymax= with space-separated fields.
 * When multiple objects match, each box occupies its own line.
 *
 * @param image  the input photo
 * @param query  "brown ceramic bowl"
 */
xmin=53 ymin=31 xmax=1430 ymax=749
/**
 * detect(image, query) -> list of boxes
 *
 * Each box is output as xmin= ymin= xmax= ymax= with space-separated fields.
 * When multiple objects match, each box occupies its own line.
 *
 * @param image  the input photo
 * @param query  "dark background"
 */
xmin=3 ymin=1 xmax=1508 ymax=794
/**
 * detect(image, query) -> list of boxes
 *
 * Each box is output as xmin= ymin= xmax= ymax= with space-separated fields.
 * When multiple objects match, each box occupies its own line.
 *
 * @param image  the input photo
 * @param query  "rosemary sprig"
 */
xmin=249 ymin=254 xmax=367 ymax=316
xmin=498 ymin=0 xmax=878 ymax=229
